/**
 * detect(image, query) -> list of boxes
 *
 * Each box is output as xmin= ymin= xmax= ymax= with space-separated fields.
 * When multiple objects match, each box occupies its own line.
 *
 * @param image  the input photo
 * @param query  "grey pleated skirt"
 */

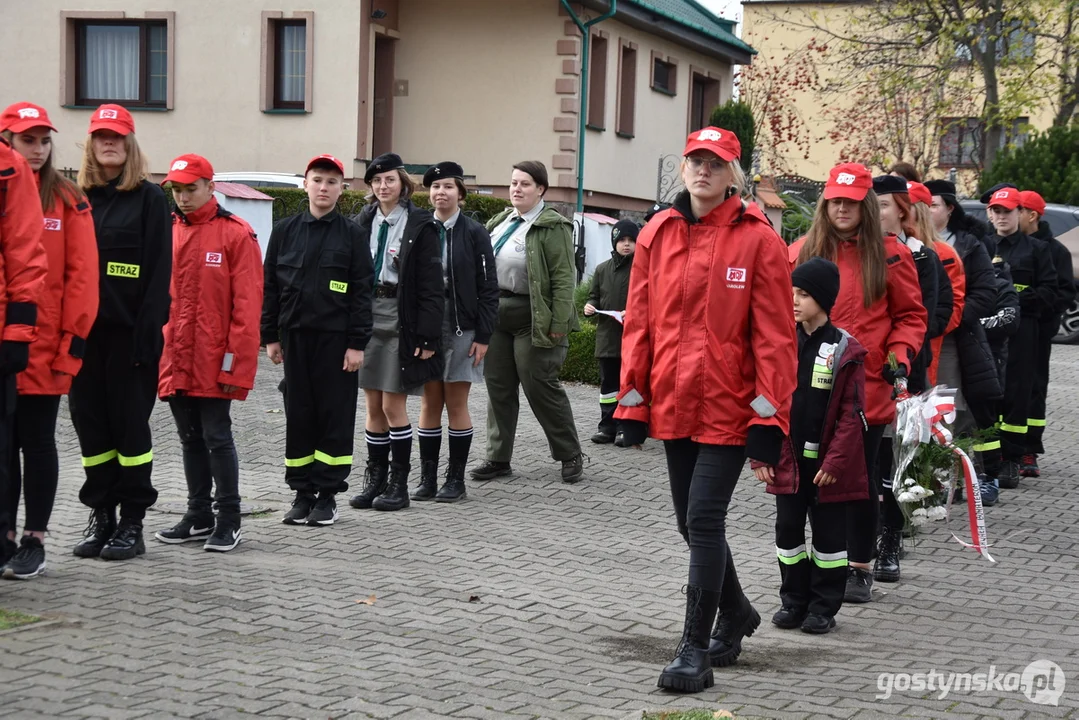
xmin=442 ymin=305 xmax=484 ymax=384
xmin=360 ymin=297 xmax=422 ymax=396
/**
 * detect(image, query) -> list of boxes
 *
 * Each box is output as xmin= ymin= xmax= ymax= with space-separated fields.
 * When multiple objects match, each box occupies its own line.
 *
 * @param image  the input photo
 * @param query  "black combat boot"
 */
xmin=874 ymin=528 xmax=901 ymax=582
xmin=350 ymin=459 xmax=389 ymax=509
xmin=707 ymin=592 xmax=761 ymax=667
xmin=373 ymin=463 xmax=411 ymax=511
xmin=435 ymin=460 xmax=467 ymax=503
xmin=73 ymin=507 xmax=117 ymax=558
xmin=657 ymin=585 xmax=719 ymax=693
xmin=411 ymin=459 xmax=439 ymax=501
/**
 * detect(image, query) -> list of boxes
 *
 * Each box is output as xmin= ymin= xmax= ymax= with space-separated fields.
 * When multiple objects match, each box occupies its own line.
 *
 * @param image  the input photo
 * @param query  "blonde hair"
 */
xmin=912 ymin=203 xmax=941 ymax=249
xmin=78 ymin=133 xmax=150 ymax=192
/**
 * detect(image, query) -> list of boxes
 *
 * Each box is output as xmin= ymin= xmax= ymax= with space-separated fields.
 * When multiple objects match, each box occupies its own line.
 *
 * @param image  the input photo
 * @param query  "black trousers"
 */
xmin=878 ymin=436 xmax=905 ymax=531
xmin=281 ymin=329 xmax=358 ymax=495
xmin=775 ymin=456 xmax=848 ymax=617
xmin=69 ymin=326 xmax=159 ymax=521
xmin=1001 ymin=319 xmax=1038 ymax=461
xmin=0 ymin=375 xmax=15 ymax=550
xmin=597 ymin=357 xmax=621 ymax=435
xmin=168 ymin=396 xmax=240 ymax=516
xmin=8 ymin=394 xmax=62 ymax=532
xmin=1028 ymin=316 xmax=1057 ymax=456
xmin=663 ymin=438 xmax=745 ymax=606
xmin=847 ymin=424 xmax=885 ymax=564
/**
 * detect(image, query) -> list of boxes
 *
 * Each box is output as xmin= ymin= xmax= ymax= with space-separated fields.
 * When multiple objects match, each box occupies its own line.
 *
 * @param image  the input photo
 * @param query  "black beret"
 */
xmin=872 ymin=175 xmax=909 ymax=196
xmin=364 ymin=153 xmax=404 ymax=184
xmin=422 ymin=161 xmax=465 ymax=188
xmin=923 ymin=179 xmax=957 ymax=197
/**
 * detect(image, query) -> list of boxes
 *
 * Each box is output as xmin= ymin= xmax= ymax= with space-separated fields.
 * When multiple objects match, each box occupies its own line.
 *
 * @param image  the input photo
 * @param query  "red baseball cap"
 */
xmin=163 ymin=154 xmax=214 ymax=185
xmin=306 ymin=154 xmax=345 ymax=175
xmin=906 ymin=181 xmax=932 ymax=206
xmin=823 ymin=163 xmax=873 ymax=201
xmin=1018 ymin=190 xmax=1046 ymax=216
xmin=89 ymin=104 xmax=135 ymax=136
xmin=0 ymin=102 xmax=58 ymax=134
xmin=986 ymin=187 xmax=1020 ymax=210
xmin=682 ymin=127 xmax=741 ymax=163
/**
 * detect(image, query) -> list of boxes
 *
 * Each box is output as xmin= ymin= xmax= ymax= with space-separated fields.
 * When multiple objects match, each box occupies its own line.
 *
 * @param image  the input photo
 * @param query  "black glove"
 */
xmin=0 ymin=341 xmax=30 ymax=376
xmin=746 ymin=425 xmax=784 ymax=467
xmin=882 ymin=363 xmax=908 ymax=385
xmin=619 ymin=420 xmax=649 ymax=447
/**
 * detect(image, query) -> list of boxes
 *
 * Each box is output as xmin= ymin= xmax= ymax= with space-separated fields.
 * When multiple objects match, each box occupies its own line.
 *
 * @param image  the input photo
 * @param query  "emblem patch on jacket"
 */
xmin=44 ymin=218 xmax=61 ymax=231
xmin=726 ymin=267 xmax=747 ymax=289
xmin=812 ymin=342 xmax=836 ymax=389
xmin=206 ymin=252 xmax=222 ymax=267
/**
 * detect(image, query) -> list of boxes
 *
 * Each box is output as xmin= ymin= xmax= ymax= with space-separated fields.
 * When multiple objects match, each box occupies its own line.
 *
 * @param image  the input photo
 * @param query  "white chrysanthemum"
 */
xmin=897 ymin=491 xmax=917 ymax=503
xmin=927 ymin=506 xmax=948 ymax=521
xmin=905 ymin=477 xmax=917 ymax=487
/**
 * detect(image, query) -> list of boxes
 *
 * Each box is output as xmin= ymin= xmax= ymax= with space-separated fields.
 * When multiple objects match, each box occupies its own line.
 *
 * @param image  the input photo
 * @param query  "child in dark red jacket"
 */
xmin=757 ymin=257 xmax=868 ymax=634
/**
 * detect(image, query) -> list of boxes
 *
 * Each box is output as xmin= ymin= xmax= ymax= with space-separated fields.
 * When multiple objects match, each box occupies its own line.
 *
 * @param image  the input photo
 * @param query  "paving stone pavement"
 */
xmin=1 ymin=346 xmax=1078 ymax=720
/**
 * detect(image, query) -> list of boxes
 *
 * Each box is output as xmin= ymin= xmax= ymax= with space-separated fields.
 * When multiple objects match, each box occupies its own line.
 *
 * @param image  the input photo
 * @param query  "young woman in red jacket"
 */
xmin=616 ymin=127 xmax=797 ymax=693
xmin=789 ymin=163 xmax=927 ymax=604
xmin=0 ymin=103 xmax=99 ymax=580
xmin=155 ymin=154 xmax=263 ymax=553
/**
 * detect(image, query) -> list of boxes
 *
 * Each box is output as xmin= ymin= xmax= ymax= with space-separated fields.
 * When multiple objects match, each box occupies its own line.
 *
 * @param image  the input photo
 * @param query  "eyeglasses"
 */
xmin=685 ymin=155 xmax=726 ymax=173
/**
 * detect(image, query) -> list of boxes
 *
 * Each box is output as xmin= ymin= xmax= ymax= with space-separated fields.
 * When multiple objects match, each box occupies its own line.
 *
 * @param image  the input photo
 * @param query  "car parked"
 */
xmin=961 ymin=199 xmax=1079 ymax=343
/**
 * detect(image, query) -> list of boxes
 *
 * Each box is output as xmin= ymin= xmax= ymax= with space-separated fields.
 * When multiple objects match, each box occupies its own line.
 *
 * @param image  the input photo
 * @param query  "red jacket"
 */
xmin=788 ymin=235 xmax=926 ymax=425
xmin=762 ymin=328 xmax=869 ymax=503
xmin=928 ymin=240 xmax=966 ymax=385
xmin=159 ymin=198 xmax=263 ymax=400
xmin=17 ymin=180 xmax=100 ymax=395
xmin=615 ymin=194 xmax=798 ymax=449
xmin=0 ymin=140 xmax=48 ymax=348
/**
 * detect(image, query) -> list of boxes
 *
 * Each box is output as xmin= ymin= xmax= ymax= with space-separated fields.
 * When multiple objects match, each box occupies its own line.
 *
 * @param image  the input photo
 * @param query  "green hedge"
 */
xmin=979 ymin=125 xmax=1079 ymax=205
xmin=260 ymin=188 xmax=512 ymax=225
xmin=560 ymin=321 xmax=601 ymax=385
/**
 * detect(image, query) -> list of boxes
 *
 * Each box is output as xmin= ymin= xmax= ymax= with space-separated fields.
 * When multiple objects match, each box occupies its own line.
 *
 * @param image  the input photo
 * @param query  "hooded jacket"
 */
xmin=1031 ymin=221 xmax=1076 ymax=319
xmin=995 ymin=230 xmax=1057 ymax=319
xmin=788 ymin=234 xmax=927 ymax=425
xmin=588 ymin=240 xmax=633 ymax=358
xmin=615 ymin=192 xmax=797 ymax=465
xmin=17 ymin=176 xmax=99 ymax=395
xmin=158 ymin=197 xmax=263 ymax=401
xmin=762 ymin=325 xmax=869 ymax=503
xmin=0 ymin=140 xmax=48 ymax=357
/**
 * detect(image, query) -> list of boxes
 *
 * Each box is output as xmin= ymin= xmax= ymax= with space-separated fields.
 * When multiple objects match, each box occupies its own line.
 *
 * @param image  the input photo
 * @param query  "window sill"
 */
xmin=650 ymin=86 xmax=676 ymax=97
xmin=586 ymin=123 xmax=606 ymax=132
xmin=64 ymin=104 xmax=169 ymax=112
xmin=263 ymin=108 xmax=309 ymax=114
xmin=616 ymin=131 xmax=634 ymax=139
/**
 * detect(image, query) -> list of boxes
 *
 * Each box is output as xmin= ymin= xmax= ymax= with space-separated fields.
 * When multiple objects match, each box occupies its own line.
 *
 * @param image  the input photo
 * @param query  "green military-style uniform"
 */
xmin=483 ymin=202 xmax=581 ymax=463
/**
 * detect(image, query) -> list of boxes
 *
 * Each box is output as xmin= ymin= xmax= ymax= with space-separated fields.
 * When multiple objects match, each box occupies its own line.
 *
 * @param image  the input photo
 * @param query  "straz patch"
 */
xmin=107 ymin=262 xmax=139 ymax=278
xmin=811 ymin=341 xmax=836 ymax=390
xmin=726 ymin=267 xmax=747 ymax=289
xmin=44 ymin=218 xmax=61 ymax=231
xmin=206 ymin=251 xmax=223 ymax=267
xmin=329 ymin=280 xmax=348 ymax=293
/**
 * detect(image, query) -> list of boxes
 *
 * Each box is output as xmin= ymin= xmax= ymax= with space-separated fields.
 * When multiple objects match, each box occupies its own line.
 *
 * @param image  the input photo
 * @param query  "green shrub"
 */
xmin=261 ymin=188 xmax=511 ymax=224
xmin=708 ymin=100 xmax=755 ymax=173
xmin=780 ymin=192 xmax=816 ymax=244
xmin=574 ymin=276 xmax=595 ymax=325
xmin=560 ymin=322 xmax=600 ymax=385
xmin=979 ymin=125 xmax=1079 ymax=205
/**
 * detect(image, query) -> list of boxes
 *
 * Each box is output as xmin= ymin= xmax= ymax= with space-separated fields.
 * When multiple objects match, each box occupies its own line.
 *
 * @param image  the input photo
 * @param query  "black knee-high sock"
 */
xmin=389 ymin=425 xmax=413 ymax=467
xmin=448 ymin=427 xmax=473 ymax=463
xmin=366 ymin=429 xmax=390 ymax=465
xmin=418 ymin=426 xmax=442 ymax=462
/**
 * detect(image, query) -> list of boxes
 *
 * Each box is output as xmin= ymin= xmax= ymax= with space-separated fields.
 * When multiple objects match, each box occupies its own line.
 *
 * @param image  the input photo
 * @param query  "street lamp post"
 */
xmin=559 ymin=0 xmax=617 ymax=214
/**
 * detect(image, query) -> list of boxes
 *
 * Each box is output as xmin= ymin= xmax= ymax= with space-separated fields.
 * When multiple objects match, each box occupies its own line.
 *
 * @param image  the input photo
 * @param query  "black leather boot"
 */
xmin=73 ymin=507 xmax=116 ymax=558
xmin=874 ymin=528 xmax=901 ymax=582
xmin=99 ymin=519 xmax=146 ymax=561
xmin=707 ymin=592 xmax=761 ymax=667
xmin=373 ymin=463 xmax=411 ymax=511
xmin=349 ymin=459 xmax=389 ymax=509
xmin=657 ymin=585 xmax=718 ymax=693
xmin=435 ymin=460 xmax=467 ymax=503
xmin=411 ymin=459 xmax=439 ymax=501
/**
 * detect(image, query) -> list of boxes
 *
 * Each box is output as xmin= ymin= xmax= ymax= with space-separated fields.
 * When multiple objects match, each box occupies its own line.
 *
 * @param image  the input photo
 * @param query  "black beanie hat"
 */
xmin=611 ymin=219 xmax=640 ymax=248
xmin=792 ymin=257 xmax=840 ymax=314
